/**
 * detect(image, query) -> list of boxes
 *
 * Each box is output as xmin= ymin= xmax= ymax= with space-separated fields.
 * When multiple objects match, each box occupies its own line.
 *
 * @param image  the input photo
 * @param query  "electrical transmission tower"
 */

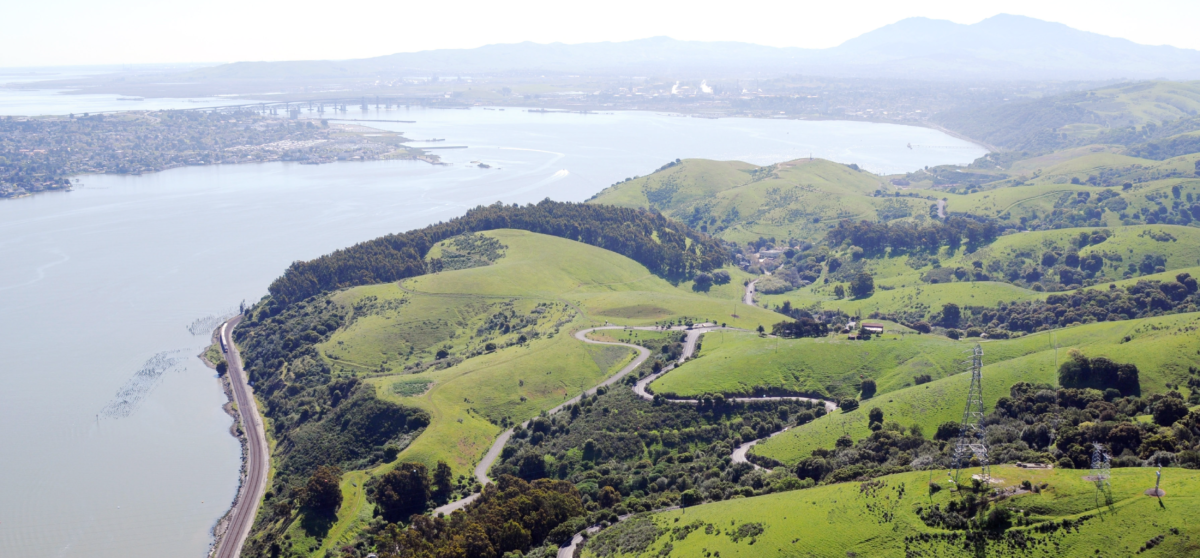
xmin=951 ymin=344 xmax=989 ymax=485
xmin=1091 ymin=443 xmax=1113 ymax=505
xmin=1091 ymin=443 xmax=1111 ymax=488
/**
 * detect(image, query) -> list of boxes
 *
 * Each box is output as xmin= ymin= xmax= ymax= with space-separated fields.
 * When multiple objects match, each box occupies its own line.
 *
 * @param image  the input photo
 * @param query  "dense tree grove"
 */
xmin=368 ymin=476 xmax=585 ymax=558
xmin=493 ymin=387 xmax=823 ymax=513
xmin=1058 ymin=353 xmax=1140 ymax=396
xmin=267 ymin=200 xmax=728 ymax=305
xmin=826 ymin=216 xmax=1006 ymax=257
xmin=375 ymin=462 xmax=432 ymax=523
xmin=771 ymin=316 xmax=830 ymax=338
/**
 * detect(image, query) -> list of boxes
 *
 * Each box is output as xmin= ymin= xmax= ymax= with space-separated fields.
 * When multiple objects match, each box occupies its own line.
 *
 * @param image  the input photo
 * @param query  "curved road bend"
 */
xmin=743 ymin=279 xmax=757 ymax=306
xmin=444 ymin=281 xmax=837 ymax=522
xmin=214 ymin=316 xmax=270 ymax=558
xmin=435 ymin=326 xmax=660 ymax=516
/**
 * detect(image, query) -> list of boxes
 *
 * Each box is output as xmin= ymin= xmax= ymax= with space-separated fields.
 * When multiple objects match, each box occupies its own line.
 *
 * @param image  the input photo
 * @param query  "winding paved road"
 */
xmin=213 ymin=317 xmax=270 ymax=558
xmin=211 ymin=279 xmax=835 ymax=555
xmin=434 ymin=326 xmax=659 ymax=516
xmin=443 ymin=279 xmax=839 ymax=555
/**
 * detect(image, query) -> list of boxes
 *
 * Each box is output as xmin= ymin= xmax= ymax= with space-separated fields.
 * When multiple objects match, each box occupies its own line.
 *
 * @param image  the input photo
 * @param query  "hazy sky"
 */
xmin=4 ymin=0 xmax=1199 ymax=67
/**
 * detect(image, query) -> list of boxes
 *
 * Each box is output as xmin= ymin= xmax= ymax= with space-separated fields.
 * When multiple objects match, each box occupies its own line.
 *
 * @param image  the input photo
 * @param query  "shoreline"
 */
xmin=209 ymin=316 xmax=271 ymax=558
xmin=198 ymin=328 xmax=248 ymax=558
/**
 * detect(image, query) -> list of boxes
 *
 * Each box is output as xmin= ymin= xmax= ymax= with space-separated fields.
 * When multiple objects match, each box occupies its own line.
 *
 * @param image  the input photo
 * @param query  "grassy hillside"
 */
xmin=269 ymin=229 xmax=783 ymax=555
xmin=583 ymin=466 xmax=1200 ymax=558
xmin=1080 ymin=81 xmax=1200 ymax=129
xmin=760 ymin=280 xmax=1043 ymax=319
xmin=752 ymin=312 xmax=1200 ymax=465
xmin=756 ymin=225 xmax=1200 ymax=322
xmin=590 ymin=157 xmax=931 ymax=244
xmin=324 ymin=229 xmax=778 ymax=475
xmin=934 ymin=80 xmax=1200 ymax=153
xmin=651 ymin=327 xmax=964 ymax=400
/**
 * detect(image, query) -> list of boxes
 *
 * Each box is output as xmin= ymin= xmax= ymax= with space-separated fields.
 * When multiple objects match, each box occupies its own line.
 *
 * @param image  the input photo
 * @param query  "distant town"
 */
xmin=0 ymin=110 xmax=426 ymax=199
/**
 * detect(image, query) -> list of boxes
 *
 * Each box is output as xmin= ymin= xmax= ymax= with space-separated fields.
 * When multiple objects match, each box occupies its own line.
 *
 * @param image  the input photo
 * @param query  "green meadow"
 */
xmin=754 ymin=225 xmax=1200 ymax=323
xmin=752 ymin=312 xmax=1200 ymax=464
xmin=651 ymin=327 xmax=964 ymax=400
xmin=583 ymin=465 xmax=1200 ymax=558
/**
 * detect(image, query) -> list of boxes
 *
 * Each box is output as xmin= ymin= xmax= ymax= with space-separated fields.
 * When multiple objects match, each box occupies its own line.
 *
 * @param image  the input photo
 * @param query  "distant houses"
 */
xmin=843 ymin=321 xmax=884 ymax=340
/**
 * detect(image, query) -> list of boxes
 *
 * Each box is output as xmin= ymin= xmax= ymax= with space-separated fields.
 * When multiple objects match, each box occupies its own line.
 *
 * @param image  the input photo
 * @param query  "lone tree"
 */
xmin=834 ymin=284 xmax=846 ymax=299
xmin=433 ymin=460 xmax=453 ymax=500
xmin=375 ymin=462 xmax=430 ymax=522
xmin=860 ymin=378 xmax=877 ymax=399
xmin=849 ymin=272 xmax=874 ymax=298
xmin=598 ymin=485 xmax=621 ymax=508
xmin=1153 ymin=395 xmax=1190 ymax=427
xmin=940 ymin=303 xmax=962 ymax=328
xmin=300 ymin=466 xmax=343 ymax=514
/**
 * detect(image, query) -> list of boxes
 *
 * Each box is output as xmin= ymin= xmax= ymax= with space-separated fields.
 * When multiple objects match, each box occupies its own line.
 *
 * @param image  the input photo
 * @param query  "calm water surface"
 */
xmin=0 ymin=104 xmax=986 ymax=557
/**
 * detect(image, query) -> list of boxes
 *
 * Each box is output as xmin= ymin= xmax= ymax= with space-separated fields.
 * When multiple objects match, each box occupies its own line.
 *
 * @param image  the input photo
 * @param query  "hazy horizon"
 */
xmin=5 ymin=1 xmax=1200 ymax=67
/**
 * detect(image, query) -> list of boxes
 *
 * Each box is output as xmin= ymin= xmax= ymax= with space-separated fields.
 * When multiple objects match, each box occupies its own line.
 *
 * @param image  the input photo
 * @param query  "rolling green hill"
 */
xmin=326 ymin=229 xmax=778 ymax=476
xmin=245 ymin=129 xmax=1200 ymax=557
xmin=267 ymin=229 xmax=781 ymax=555
xmin=651 ymin=327 xmax=963 ymax=400
xmin=589 ymin=158 xmax=932 ymax=244
xmin=583 ymin=465 xmax=1200 ymax=558
xmin=752 ymin=312 xmax=1200 ymax=465
xmin=934 ymin=81 xmax=1200 ymax=153
xmin=755 ymin=225 xmax=1200 ymax=323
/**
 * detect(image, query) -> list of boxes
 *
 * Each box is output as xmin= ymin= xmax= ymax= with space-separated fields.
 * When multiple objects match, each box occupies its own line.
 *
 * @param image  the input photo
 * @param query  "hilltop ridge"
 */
xmin=184 ymin=15 xmax=1200 ymax=81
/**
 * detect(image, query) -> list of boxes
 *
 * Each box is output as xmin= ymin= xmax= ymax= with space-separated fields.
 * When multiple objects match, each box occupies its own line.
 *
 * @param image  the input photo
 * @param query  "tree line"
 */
xmin=267 ymin=200 xmax=728 ymax=306
xmin=493 ymin=386 xmax=822 ymax=514
xmin=825 ymin=216 xmax=1005 ymax=257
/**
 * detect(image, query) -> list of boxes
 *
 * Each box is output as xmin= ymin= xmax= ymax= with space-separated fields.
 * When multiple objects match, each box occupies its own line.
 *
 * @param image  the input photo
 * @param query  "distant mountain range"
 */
xmin=190 ymin=15 xmax=1200 ymax=82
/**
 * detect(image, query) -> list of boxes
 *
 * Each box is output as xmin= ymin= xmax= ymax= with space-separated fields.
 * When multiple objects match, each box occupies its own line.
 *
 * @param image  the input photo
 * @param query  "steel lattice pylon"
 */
xmin=951 ymin=344 xmax=989 ymax=485
xmin=1092 ymin=443 xmax=1113 ymax=506
xmin=1091 ymin=443 xmax=1112 ymax=489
